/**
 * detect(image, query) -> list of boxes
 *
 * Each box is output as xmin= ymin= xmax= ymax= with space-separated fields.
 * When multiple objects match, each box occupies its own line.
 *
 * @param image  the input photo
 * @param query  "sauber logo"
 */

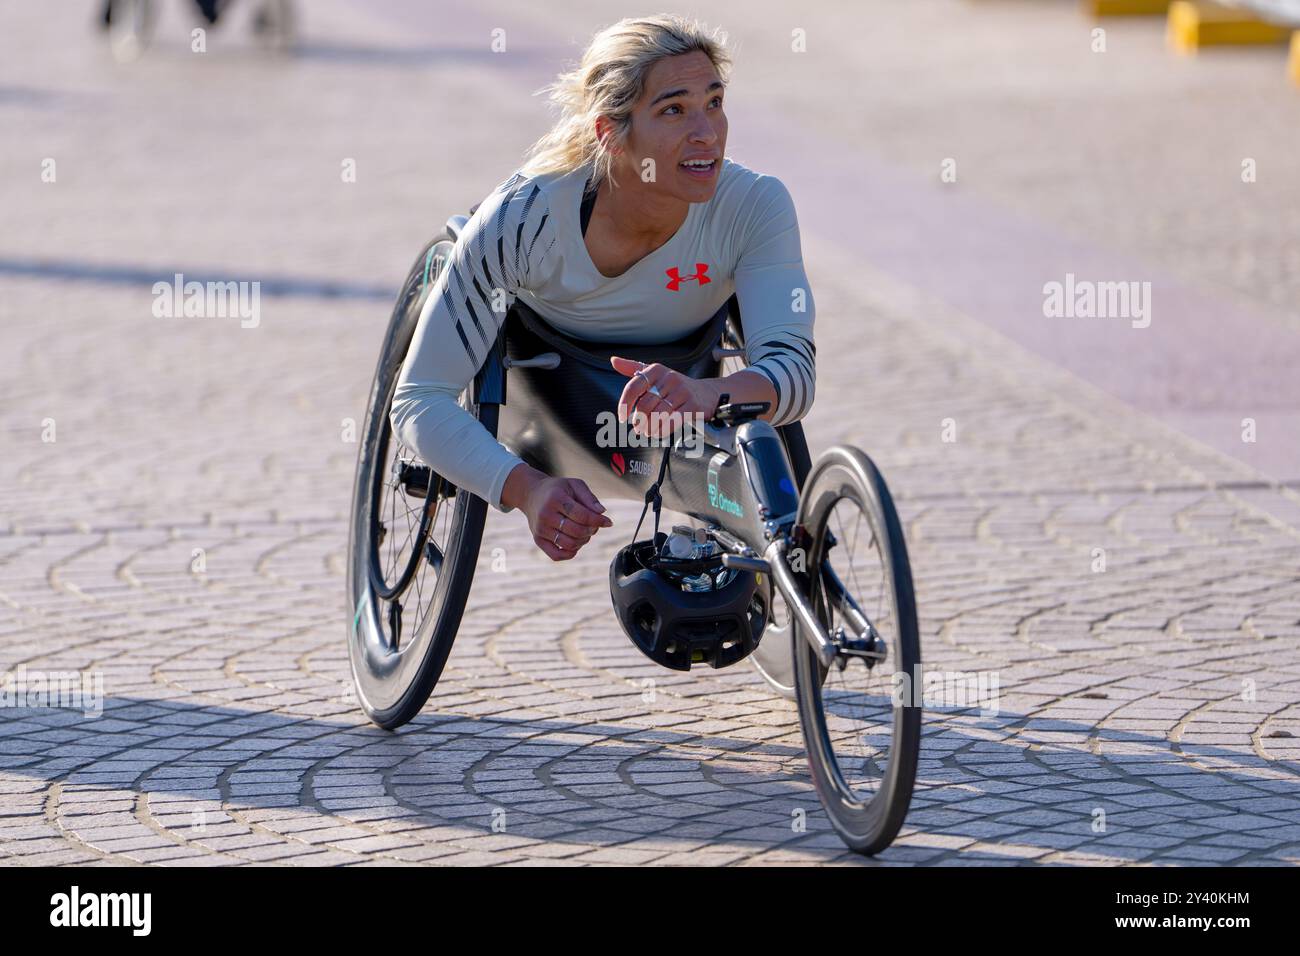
xmin=610 ymin=452 xmax=652 ymax=477
xmin=665 ymin=263 xmax=711 ymax=291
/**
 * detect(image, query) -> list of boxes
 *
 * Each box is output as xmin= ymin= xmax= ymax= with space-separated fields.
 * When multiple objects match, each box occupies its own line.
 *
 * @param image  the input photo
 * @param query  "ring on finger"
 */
xmin=558 ymin=516 xmax=567 ymax=536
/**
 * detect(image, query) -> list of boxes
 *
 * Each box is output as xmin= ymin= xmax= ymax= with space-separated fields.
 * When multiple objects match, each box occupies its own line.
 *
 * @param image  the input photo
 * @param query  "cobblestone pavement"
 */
xmin=1 ymin=1 xmax=1298 ymax=866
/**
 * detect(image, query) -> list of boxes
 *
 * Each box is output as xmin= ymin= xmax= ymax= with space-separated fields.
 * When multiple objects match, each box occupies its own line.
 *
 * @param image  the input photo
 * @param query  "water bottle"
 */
xmin=662 ymin=526 xmax=696 ymax=561
xmin=661 ymin=526 xmax=731 ymax=592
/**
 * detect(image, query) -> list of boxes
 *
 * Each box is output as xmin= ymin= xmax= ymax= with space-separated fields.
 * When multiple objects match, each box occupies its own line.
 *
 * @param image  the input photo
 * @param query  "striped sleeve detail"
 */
xmin=747 ymin=329 xmax=816 ymax=425
xmin=441 ymin=284 xmax=475 ymax=359
xmin=730 ymin=174 xmax=816 ymax=428
xmin=438 ymin=175 xmax=554 ymax=366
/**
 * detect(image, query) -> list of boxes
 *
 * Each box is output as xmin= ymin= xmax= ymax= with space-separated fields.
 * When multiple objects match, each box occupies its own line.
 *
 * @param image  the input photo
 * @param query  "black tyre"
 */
xmin=793 ymin=446 xmax=921 ymax=855
xmin=715 ymin=311 xmax=823 ymax=698
xmin=346 ymin=232 xmax=493 ymax=730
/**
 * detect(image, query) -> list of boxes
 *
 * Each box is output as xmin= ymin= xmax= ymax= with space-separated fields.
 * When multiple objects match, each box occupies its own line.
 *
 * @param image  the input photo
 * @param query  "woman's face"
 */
xmin=614 ymin=50 xmax=727 ymax=203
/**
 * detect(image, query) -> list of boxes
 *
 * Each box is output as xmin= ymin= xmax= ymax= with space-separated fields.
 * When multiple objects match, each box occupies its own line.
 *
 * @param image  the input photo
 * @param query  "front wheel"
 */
xmin=792 ymin=446 xmax=921 ymax=855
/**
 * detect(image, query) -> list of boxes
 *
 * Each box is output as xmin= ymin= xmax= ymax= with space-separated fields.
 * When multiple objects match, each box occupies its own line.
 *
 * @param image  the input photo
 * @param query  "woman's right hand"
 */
xmin=503 ymin=464 xmax=613 ymax=561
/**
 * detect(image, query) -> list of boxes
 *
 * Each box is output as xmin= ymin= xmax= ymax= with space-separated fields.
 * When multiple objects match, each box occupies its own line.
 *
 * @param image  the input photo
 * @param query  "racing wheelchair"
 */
xmin=346 ymin=214 xmax=921 ymax=855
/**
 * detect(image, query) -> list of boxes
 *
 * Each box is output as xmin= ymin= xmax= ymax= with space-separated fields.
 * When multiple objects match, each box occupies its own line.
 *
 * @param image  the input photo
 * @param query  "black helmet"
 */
xmin=609 ymin=530 xmax=769 ymax=672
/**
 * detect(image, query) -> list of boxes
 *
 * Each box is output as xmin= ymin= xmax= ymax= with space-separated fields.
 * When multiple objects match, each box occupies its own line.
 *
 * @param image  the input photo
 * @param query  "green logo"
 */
xmin=706 ymin=452 xmax=744 ymax=517
xmin=353 ymin=587 xmax=368 ymax=636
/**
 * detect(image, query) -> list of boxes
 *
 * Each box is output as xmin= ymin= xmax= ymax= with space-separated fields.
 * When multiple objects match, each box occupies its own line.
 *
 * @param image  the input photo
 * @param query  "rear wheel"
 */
xmin=347 ymin=233 xmax=492 ymax=730
xmin=793 ymin=447 xmax=920 ymax=855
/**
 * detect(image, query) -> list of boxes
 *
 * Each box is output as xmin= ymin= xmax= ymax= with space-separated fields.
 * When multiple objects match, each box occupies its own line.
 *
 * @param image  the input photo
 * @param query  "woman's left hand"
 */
xmin=610 ymin=356 xmax=721 ymax=439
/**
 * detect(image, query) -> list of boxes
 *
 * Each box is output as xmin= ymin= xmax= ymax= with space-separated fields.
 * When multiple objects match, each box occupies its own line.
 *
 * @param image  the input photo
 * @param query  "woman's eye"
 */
xmin=662 ymin=98 xmax=723 ymax=115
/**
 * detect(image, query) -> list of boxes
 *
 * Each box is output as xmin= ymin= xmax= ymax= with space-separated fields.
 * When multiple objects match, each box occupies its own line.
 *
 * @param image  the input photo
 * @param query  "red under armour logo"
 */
xmin=665 ymin=263 xmax=711 ymax=291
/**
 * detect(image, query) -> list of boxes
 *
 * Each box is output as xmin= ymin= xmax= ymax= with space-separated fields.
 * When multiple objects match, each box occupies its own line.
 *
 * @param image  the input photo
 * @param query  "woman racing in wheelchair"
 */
xmin=356 ymin=16 xmax=920 ymax=854
xmin=389 ymin=14 xmax=816 ymax=563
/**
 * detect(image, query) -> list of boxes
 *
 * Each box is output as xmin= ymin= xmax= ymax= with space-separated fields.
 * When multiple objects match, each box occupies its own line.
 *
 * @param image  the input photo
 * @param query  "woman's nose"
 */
xmin=688 ymin=116 xmax=718 ymax=143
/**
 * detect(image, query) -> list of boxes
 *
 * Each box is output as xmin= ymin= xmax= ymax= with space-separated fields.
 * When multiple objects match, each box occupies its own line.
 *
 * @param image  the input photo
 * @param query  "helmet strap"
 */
xmin=630 ymin=439 xmax=674 ymax=548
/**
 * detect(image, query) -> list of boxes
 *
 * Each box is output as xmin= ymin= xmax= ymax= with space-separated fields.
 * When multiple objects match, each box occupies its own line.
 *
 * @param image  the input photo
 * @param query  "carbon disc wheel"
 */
xmin=346 ymin=233 xmax=492 ymax=730
xmin=714 ymin=309 xmax=825 ymax=698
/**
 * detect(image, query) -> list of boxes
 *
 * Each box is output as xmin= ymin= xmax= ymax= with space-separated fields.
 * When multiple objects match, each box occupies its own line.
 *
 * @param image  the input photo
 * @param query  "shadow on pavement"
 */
xmin=3 ymin=690 xmax=1298 ymax=864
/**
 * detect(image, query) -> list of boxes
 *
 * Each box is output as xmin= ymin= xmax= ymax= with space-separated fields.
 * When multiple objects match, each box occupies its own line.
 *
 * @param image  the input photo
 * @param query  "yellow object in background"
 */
xmin=1167 ymin=1 xmax=1293 ymax=54
xmin=1087 ymin=0 xmax=1171 ymax=15
xmin=1290 ymin=32 xmax=1300 ymax=85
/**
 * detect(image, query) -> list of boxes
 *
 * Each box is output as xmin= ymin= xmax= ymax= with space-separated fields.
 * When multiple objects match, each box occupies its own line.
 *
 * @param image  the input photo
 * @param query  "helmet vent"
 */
xmin=632 ymin=601 xmax=657 ymax=638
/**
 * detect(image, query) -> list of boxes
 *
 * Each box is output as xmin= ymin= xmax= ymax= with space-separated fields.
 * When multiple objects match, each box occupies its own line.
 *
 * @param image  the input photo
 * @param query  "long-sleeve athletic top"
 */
xmin=390 ymin=156 xmax=816 ymax=514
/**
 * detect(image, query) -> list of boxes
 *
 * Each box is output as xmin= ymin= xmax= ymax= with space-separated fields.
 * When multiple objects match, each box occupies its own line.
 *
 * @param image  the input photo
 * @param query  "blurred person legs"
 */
xmin=101 ymin=0 xmax=224 ymax=28
xmin=100 ymin=0 xmax=291 ymax=55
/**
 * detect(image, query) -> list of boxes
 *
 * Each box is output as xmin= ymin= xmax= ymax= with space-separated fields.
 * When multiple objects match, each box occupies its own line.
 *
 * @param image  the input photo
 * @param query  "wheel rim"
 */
xmin=805 ymin=486 xmax=902 ymax=806
xmin=348 ymin=238 xmax=469 ymax=715
xmin=793 ymin=451 xmax=919 ymax=851
xmin=750 ymin=569 xmax=801 ymax=694
xmin=351 ymin=432 xmax=465 ymax=715
xmin=366 ymin=393 xmax=465 ymax=644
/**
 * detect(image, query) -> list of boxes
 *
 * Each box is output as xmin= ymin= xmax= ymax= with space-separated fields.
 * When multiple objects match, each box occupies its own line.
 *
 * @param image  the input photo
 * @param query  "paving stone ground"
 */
xmin=1 ymin=0 xmax=1298 ymax=866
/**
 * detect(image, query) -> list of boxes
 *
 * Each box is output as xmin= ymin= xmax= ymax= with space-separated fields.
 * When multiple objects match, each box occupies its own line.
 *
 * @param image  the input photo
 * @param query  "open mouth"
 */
xmin=679 ymin=158 xmax=717 ymax=178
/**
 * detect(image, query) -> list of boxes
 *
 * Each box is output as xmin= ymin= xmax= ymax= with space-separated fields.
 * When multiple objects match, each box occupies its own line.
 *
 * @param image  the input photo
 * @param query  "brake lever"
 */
xmin=708 ymin=392 xmax=772 ymax=427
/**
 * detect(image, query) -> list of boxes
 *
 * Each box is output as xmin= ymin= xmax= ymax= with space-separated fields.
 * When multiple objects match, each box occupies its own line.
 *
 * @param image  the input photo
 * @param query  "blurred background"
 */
xmin=3 ymin=0 xmax=1299 ymax=522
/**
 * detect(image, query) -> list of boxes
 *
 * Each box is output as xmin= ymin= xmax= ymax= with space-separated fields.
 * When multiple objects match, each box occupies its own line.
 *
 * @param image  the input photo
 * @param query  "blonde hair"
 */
xmin=519 ymin=14 xmax=733 ymax=192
